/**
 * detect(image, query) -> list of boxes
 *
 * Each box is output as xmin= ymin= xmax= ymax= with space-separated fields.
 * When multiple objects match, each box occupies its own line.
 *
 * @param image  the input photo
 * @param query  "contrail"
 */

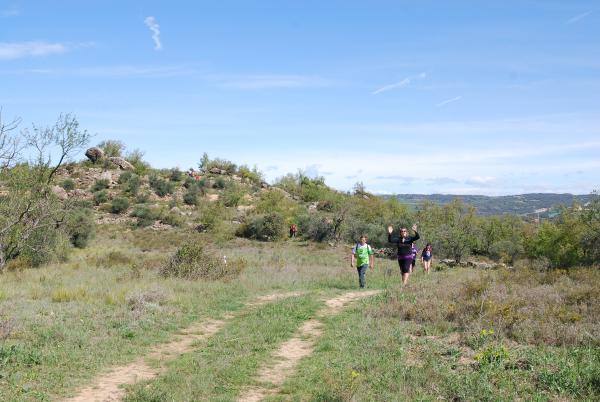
xmin=144 ymin=16 xmax=162 ymax=50
xmin=372 ymin=72 xmax=427 ymax=95
xmin=567 ymin=10 xmax=593 ymax=24
xmin=436 ymin=96 xmax=462 ymax=107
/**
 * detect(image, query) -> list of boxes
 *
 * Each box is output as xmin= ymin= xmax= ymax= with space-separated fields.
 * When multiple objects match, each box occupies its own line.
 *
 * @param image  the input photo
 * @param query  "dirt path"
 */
xmin=62 ymin=291 xmax=304 ymax=402
xmin=237 ymin=290 xmax=381 ymax=402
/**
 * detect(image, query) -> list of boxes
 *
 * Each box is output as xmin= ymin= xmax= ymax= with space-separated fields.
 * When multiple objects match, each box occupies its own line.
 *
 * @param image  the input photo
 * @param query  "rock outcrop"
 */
xmin=85 ymin=147 xmax=104 ymax=163
xmin=108 ymin=157 xmax=134 ymax=170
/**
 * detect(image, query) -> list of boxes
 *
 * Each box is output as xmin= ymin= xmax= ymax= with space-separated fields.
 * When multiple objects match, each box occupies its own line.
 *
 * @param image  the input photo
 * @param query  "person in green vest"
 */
xmin=350 ymin=235 xmax=375 ymax=289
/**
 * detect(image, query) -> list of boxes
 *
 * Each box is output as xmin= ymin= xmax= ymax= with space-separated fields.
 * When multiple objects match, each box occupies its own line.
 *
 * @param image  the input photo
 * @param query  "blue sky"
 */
xmin=1 ymin=0 xmax=599 ymax=195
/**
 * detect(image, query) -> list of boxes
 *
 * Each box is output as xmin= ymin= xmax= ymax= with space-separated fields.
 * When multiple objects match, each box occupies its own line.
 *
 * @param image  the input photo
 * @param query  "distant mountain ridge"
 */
xmin=379 ymin=193 xmax=596 ymax=216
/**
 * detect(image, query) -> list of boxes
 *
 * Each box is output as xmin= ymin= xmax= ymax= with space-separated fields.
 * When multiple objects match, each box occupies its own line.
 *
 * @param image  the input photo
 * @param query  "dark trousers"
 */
xmin=357 ymin=264 xmax=368 ymax=288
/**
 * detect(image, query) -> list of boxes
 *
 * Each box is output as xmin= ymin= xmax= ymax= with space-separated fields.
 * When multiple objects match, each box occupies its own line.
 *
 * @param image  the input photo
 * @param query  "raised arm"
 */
xmin=411 ymin=224 xmax=420 ymax=242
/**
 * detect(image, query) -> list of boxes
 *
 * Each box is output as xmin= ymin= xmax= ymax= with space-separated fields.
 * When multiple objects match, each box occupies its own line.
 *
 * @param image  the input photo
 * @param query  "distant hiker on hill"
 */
xmin=351 ymin=235 xmax=374 ymax=289
xmin=388 ymin=224 xmax=420 ymax=286
xmin=289 ymin=223 xmax=298 ymax=238
xmin=410 ymin=244 xmax=418 ymax=273
xmin=421 ymin=243 xmax=433 ymax=273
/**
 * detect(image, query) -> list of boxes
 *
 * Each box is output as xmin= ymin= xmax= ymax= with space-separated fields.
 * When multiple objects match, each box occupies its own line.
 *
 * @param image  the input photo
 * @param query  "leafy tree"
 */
xmin=0 ymin=113 xmax=91 ymax=270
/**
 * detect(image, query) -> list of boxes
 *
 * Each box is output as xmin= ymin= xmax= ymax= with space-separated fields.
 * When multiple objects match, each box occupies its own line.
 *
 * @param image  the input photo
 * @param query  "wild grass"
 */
xmin=1 ymin=222 xmax=598 ymax=401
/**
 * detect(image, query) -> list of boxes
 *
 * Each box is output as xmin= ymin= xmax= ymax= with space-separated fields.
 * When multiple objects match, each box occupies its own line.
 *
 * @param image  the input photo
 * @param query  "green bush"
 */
xmin=160 ymin=243 xmax=245 ymax=281
xmin=161 ymin=212 xmax=184 ymax=227
xmin=65 ymin=207 xmax=95 ymax=248
xmin=117 ymin=171 xmax=134 ymax=184
xmin=135 ymin=191 xmax=150 ymax=204
xmin=125 ymin=149 xmax=150 ymax=176
xmin=131 ymin=205 xmax=159 ymax=227
xmin=223 ymin=184 xmax=245 ymax=207
xmin=237 ymin=212 xmax=286 ymax=241
xmin=169 ymin=168 xmax=183 ymax=182
xmin=91 ymin=178 xmax=110 ymax=192
xmin=183 ymin=187 xmax=201 ymax=206
xmin=111 ymin=197 xmax=130 ymax=214
xmin=149 ymin=175 xmax=174 ymax=197
xmin=98 ymin=140 xmax=125 ymax=157
xmin=213 ymin=177 xmax=226 ymax=189
xmin=61 ymin=179 xmax=75 ymax=191
xmin=94 ymin=190 xmax=109 ymax=205
xmin=298 ymin=213 xmax=335 ymax=242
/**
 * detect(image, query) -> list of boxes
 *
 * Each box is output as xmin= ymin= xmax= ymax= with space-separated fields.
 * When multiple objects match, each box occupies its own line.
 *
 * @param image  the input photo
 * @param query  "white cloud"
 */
xmin=144 ymin=16 xmax=162 ymax=50
xmin=372 ymin=72 xmax=427 ymax=95
xmin=0 ymin=41 xmax=68 ymax=59
xmin=435 ymin=96 xmax=462 ymax=107
xmin=566 ymin=10 xmax=593 ymax=24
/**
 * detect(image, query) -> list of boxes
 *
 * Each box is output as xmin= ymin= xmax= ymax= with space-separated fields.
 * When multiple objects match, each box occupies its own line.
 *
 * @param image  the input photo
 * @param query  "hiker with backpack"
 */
xmin=388 ymin=224 xmax=420 ymax=285
xmin=350 ymin=235 xmax=374 ymax=289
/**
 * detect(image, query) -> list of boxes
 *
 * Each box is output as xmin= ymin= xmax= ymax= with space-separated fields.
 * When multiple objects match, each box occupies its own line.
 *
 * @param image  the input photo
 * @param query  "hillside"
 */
xmin=381 ymin=193 xmax=596 ymax=216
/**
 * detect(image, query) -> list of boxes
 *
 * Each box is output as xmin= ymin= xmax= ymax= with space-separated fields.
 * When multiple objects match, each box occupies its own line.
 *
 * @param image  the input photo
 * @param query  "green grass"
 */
xmin=1 ymin=223 xmax=599 ymax=401
xmin=124 ymin=295 xmax=322 ymax=401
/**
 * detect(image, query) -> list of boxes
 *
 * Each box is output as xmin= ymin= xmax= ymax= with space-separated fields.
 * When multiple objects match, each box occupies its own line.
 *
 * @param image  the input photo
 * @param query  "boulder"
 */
xmin=85 ymin=147 xmax=104 ymax=162
xmin=108 ymin=157 xmax=134 ymax=170
xmin=209 ymin=167 xmax=222 ymax=174
xmin=440 ymin=259 xmax=457 ymax=267
xmin=51 ymin=185 xmax=68 ymax=200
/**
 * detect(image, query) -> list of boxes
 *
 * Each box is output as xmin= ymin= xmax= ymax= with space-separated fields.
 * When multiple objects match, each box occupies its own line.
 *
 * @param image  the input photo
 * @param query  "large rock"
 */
xmin=108 ymin=157 xmax=134 ymax=170
xmin=85 ymin=147 xmax=104 ymax=162
xmin=50 ymin=185 xmax=68 ymax=200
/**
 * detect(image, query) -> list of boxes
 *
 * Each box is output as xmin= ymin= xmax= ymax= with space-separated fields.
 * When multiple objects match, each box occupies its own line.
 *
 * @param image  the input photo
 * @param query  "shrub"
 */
xmin=183 ymin=187 xmax=200 ymax=206
xmin=61 ymin=179 xmax=75 ymax=191
xmin=65 ymin=207 xmax=95 ymax=248
xmin=135 ymin=191 xmax=150 ymax=204
xmin=237 ymin=212 xmax=286 ymax=241
xmin=91 ymin=178 xmax=110 ymax=192
xmin=131 ymin=205 xmax=159 ymax=227
xmin=237 ymin=164 xmax=264 ymax=184
xmin=125 ymin=148 xmax=150 ymax=176
xmin=94 ymin=189 xmax=109 ymax=205
xmin=169 ymin=168 xmax=183 ymax=182
xmin=111 ymin=197 xmax=130 ymax=214
xmin=298 ymin=213 xmax=334 ymax=242
xmin=117 ymin=171 xmax=134 ymax=184
xmin=160 ymin=243 xmax=244 ymax=281
xmin=161 ymin=212 xmax=184 ymax=227
xmin=149 ymin=175 xmax=174 ymax=197
xmin=98 ymin=140 xmax=125 ymax=157
xmin=223 ymin=184 xmax=245 ymax=207
xmin=213 ymin=177 xmax=226 ymax=189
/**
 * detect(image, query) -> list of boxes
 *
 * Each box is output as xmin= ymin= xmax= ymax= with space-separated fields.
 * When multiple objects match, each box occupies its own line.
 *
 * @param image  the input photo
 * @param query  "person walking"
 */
xmin=350 ymin=235 xmax=374 ymax=289
xmin=289 ymin=224 xmax=298 ymax=238
xmin=410 ymin=244 xmax=418 ymax=273
xmin=388 ymin=224 xmax=420 ymax=285
xmin=421 ymin=243 xmax=433 ymax=274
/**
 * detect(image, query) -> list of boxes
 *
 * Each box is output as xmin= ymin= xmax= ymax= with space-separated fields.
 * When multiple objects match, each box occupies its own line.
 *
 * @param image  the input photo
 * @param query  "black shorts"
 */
xmin=398 ymin=258 xmax=412 ymax=274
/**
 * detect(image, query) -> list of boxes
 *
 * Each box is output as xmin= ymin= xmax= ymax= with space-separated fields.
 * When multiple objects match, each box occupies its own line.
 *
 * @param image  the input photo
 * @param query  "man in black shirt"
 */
xmin=388 ymin=224 xmax=419 ymax=286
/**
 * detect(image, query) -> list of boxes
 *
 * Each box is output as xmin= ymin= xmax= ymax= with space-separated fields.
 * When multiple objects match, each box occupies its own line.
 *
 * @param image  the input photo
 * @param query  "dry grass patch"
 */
xmin=375 ymin=267 xmax=600 ymax=347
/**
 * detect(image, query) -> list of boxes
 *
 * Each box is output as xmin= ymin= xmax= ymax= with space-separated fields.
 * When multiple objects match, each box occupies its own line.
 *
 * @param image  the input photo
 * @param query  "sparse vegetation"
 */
xmin=160 ymin=243 xmax=244 ymax=280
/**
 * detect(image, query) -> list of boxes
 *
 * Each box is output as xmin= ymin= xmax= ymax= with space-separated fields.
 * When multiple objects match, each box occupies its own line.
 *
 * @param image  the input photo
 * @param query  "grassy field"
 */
xmin=1 ymin=224 xmax=599 ymax=401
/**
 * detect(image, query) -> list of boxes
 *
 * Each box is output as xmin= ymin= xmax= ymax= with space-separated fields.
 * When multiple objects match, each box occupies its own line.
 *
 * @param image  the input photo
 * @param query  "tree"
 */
xmin=0 ymin=113 xmax=91 ymax=271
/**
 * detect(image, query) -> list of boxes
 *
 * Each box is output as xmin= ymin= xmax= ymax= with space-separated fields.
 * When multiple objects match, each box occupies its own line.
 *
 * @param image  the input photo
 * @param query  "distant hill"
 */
xmin=379 ymin=193 xmax=596 ymax=216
